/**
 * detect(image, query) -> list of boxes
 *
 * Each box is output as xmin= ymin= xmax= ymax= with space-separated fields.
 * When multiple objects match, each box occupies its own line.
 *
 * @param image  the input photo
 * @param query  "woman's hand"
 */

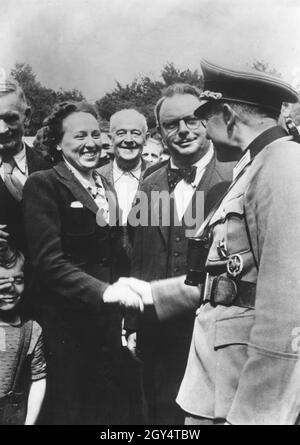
xmin=103 ymin=282 xmax=144 ymax=312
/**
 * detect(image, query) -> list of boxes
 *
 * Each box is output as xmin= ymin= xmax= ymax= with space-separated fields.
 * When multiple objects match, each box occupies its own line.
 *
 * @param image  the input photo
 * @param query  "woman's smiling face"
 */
xmin=59 ymin=112 xmax=102 ymax=172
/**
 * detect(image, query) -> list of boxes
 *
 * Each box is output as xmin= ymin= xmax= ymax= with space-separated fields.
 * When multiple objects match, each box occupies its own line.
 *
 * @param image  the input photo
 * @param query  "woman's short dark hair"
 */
xmin=42 ymin=101 xmax=99 ymax=161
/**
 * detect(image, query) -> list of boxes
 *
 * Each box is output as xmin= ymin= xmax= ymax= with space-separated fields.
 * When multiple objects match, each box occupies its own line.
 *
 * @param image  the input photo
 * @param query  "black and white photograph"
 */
xmin=0 ymin=0 xmax=300 ymax=426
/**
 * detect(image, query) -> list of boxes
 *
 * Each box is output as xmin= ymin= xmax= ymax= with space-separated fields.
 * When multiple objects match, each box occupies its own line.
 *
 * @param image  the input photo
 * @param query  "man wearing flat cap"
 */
xmin=108 ymin=60 xmax=300 ymax=424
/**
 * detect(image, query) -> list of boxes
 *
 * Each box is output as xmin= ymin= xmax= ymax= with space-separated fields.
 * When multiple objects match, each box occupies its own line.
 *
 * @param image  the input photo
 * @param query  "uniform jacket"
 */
xmin=151 ymin=128 xmax=300 ymax=425
xmin=0 ymin=144 xmax=50 ymax=252
xmin=22 ymin=161 xmax=135 ymax=425
xmin=130 ymin=153 xmax=235 ymax=424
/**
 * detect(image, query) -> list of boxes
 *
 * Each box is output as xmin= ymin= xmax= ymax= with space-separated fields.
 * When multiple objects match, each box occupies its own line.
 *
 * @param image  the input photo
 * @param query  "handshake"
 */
xmin=102 ymin=277 xmax=153 ymax=313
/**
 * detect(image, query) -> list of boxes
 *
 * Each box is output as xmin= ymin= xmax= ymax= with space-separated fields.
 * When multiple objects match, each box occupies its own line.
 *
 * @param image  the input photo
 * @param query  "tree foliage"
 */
xmin=10 ymin=63 xmax=85 ymax=135
xmin=96 ymin=63 xmax=203 ymax=129
xmin=161 ymin=62 xmax=203 ymax=88
xmin=10 ymin=59 xmax=286 ymax=135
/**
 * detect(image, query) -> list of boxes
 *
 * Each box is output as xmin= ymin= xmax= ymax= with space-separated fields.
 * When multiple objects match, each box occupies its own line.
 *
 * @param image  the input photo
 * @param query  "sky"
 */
xmin=1 ymin=0 xmax=300 ymax=100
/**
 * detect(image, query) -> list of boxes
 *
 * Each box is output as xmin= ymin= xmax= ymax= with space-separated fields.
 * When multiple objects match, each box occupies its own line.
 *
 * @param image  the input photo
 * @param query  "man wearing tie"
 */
xmin=0 ymin=69 xmax=50 ymax=252
xmin=127 ymin=83 xmax=235 ymax=424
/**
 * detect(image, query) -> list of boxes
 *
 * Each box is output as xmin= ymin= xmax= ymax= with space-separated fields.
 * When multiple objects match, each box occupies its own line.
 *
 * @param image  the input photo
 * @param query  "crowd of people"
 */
xmin=0 ymin=59 xmax=299 ymax=425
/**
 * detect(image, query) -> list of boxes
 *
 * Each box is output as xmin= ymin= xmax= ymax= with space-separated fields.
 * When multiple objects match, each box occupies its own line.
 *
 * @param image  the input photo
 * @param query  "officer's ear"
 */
xmin=221 ymin=104 xmax=237 ymax=136
xmin=24 ymin=106 xmax=31 ymax=126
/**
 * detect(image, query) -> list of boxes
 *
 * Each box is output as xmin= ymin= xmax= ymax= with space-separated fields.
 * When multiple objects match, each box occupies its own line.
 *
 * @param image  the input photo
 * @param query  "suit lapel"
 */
xmin=107 ymin=162 xmax=114 ymax=188
xmin=182 ymin=155 xmax=224 ymax=234
xmin=100 ymin=173 xmax=120 ymax=224
xmin=197 ymin=155 xmax=217 ymax=193
xmin=54 ymin=162 xmax=99 ymax=215
xmin=150 ymin=165 xmax=170 ymax=246
xmin=139 ymin=159 xmax=148 ymax=186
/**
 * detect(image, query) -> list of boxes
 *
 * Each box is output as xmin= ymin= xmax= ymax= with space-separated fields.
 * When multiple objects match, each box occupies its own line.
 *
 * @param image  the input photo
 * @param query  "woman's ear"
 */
xmin=221 ymin=103 xmax=236 ymax=136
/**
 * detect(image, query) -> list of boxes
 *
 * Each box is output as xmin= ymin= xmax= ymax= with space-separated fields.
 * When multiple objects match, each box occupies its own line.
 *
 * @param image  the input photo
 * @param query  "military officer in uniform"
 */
xmin=106 ymin=59 xmax=300 ymax=425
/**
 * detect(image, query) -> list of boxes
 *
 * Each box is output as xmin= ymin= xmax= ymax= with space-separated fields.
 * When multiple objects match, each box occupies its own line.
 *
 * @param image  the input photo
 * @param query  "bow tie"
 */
xmin=167 ymin=165 xmax=197 ymax=192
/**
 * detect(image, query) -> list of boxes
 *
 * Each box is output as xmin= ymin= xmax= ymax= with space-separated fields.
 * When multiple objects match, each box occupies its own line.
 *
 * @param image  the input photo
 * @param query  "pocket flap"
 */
xmin=210 ymin=195 xmax=244 ymax=226
xmin=215 ymin=313 xmax=254 ymax=348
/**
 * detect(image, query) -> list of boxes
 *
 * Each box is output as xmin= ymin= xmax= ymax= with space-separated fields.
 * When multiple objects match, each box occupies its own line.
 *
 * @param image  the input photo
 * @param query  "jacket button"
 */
xmin=174 ymin=252 xmax=180 ymax=257
xmin=175 ymin=236 xmax=181 ymax=242
xmin=173 ymin=267 xmax=179 ymax=273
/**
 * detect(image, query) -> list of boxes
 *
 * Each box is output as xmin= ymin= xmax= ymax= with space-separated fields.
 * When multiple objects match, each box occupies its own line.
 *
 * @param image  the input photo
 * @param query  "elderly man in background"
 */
xmin=0 ymin=68 xmax=50 ymax=252
xmin=98 ymin=109 xmax=149 ymax=226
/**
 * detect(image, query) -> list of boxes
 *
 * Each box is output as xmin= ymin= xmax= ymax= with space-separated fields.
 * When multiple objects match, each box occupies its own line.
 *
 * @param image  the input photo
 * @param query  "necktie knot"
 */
xmin=167 ymin=165 xmax=197 ymax=192
xmin=2 ymin=157 xmax=23 ymax=201
xmin=2 ymin=157 xmax=16 ymax=175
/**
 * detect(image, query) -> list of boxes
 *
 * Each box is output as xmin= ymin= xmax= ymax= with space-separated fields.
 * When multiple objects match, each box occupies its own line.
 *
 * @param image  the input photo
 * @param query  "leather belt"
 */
xmin=202 ymin=273 xmax=256 ymax=309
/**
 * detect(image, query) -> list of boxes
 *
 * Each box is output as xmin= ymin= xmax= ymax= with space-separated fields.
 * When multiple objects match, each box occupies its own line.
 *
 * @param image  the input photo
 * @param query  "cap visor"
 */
xmin=194 ymin=100 xmax=211 ymax=118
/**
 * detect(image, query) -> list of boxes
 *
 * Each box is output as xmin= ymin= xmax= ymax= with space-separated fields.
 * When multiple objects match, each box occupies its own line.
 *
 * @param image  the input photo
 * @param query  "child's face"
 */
xmin=0 ymin=258 xmax=24 ymax=312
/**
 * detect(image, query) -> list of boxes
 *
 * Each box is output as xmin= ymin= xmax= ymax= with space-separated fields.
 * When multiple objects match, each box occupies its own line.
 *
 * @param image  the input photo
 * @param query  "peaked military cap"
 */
xmin=195 ymin=59 xmax=299 ymax=116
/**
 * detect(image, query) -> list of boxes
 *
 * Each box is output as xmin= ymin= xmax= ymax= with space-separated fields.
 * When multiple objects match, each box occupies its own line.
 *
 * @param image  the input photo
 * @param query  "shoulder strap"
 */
xmin=195 ymin=126 xmax=289 ymax=239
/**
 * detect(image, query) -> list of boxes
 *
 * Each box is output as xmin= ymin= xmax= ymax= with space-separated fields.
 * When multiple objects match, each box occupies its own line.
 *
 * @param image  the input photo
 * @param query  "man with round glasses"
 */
xmin=127 ymin=83 xmax=234 ymax=424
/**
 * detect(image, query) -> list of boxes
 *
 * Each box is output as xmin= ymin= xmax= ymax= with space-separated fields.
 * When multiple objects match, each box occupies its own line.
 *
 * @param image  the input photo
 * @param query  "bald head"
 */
xmin=110 ymin=109 xmax=148 ymax=134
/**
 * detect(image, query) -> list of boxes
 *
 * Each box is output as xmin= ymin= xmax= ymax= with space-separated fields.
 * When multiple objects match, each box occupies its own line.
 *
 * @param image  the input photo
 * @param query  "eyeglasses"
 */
xmin=161 ymin=116 xmax=202 ymax=133
xmin=198 ymin=110 xmax=217 ymax=129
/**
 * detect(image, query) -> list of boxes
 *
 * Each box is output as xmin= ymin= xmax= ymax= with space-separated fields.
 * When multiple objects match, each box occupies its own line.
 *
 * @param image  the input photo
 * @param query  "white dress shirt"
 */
xmin=113 ymin=159 xmax=142 ymax=225
xmin=0 ymin=143 xmax=28 ymax=184
xmin=170 ymin=145 xmax=214 ymax=221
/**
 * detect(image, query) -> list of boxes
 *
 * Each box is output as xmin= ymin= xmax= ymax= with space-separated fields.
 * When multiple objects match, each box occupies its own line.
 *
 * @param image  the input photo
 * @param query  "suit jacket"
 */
xmin=22 ymin=160 xmax=124 ymax=323
xmin=98 ymin=158 xmax=148 ymax=273
xmin=151 ymin=131 xmax=300 ymax=425
xmin=22 ymin=161 xmax=134 ymax=425
xmin=131 ymin=155 xmax=234 ymax=281
xmin=130 ymin=153 xmax=235 ymax=424
xmin=0 ymin=144 xmax=51 ymax=252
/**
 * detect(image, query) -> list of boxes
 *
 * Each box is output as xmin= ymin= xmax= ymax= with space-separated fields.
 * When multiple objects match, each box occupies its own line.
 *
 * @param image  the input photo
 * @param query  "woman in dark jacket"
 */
xmin=22 ymin=102 xmax=141 ymax=425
